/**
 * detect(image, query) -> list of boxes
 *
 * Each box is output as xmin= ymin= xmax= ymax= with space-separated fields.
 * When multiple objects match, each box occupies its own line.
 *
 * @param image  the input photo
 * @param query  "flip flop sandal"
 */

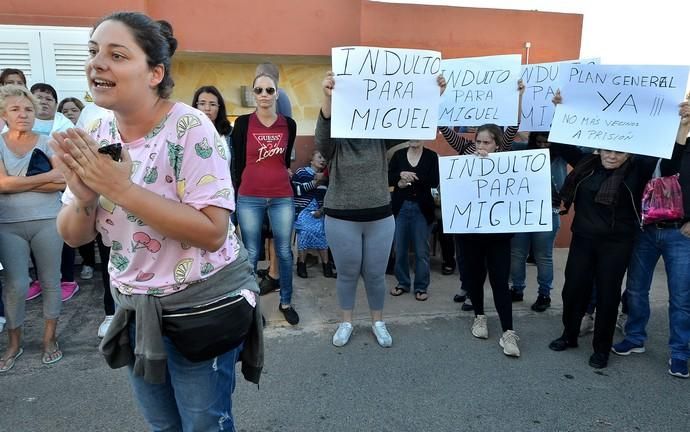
xmin=389 ymin=286 xmax=407 ymax=296
xmin=0 ymin=347 xmax=24 ymax=373
xmin=42 ymin=341 xmax=63 ymax=365
xmin=415 ymin=292 xmax=429 ymax=302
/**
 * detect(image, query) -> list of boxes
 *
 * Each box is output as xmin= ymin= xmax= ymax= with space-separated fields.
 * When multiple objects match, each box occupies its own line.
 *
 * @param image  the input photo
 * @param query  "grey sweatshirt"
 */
xmin=315 ymin=113 xmax=404 ymax=219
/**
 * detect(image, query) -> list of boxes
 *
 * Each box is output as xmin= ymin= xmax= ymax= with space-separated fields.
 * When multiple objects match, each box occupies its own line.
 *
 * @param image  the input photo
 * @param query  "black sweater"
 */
xmin=388 ymin=147 xmax=440 ymax=225
xmin=570 ymin=145 xmax=686 ymax=237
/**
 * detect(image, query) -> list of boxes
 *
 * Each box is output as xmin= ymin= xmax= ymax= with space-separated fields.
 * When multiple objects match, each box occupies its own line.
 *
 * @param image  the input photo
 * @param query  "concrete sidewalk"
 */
xmin=261 ymin=248 xmax=669 ymax=335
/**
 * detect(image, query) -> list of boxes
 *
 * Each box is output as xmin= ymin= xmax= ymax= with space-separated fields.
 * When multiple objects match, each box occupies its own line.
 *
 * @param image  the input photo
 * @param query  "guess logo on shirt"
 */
xmin=252 ymin=133 xmax=285 ymax=163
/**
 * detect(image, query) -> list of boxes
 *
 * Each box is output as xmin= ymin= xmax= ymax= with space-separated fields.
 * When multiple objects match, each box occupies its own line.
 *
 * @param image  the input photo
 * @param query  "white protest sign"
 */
xmin=519 ymin=58 xmax=599 ymax=132
xmin=439 ymin=54 xmax=521 ymax=127
xmin=549 ymin=64 xmax=690 ymax=158
xmin=330 ymin=46 xmax=441 ymax=140
xmin=439 ymin=149 xmax=552 ymax=234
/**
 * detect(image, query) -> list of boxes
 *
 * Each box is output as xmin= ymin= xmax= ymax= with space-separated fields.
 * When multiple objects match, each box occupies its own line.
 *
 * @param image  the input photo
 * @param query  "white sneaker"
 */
xmin=98 ymin=315 xmax=114 ymax=338
xmin=0 ymin=316 xmax=5 ymax=333
xmin=616 ymin=313 xmax=627 ymax=336
xmin=332 ymin=322 xmax=353 ymax=347
xmin=499 ymin=330 xmax=521 ymax=357
xmin=371 ymin=321 xmax=392 ymax=347
xmin=80 ymin=265 xmax=94 ymax=280
xmin=579 ymin=313 xmax=595 ymax=337
xmin=471 ymin=315 xmax=489 ymax=339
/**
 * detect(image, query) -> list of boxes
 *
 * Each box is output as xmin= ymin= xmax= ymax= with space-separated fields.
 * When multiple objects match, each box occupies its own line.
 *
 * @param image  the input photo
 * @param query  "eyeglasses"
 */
xmin=197 ymin=101 xmax=219 ymax=108
xmin=253 ymin=87 xmax=276 ymax=96
xmin=35 ymin=95 xmax=55 ymax=103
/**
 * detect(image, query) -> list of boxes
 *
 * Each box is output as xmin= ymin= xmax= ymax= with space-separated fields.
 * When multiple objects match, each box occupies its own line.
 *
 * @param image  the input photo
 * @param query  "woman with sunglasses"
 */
xmin=232 ymin=73 xmax=298 ymax=325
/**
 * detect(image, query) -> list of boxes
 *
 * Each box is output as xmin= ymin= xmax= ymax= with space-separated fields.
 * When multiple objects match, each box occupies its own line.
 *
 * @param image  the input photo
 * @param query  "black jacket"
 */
xmin=570 ymin=163 xmax=648 ymax=238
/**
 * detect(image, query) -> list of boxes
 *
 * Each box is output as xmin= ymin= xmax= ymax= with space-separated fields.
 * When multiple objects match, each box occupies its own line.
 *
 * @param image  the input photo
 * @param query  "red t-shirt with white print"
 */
xmin=238 ymin=113 xmax=293 ymax=197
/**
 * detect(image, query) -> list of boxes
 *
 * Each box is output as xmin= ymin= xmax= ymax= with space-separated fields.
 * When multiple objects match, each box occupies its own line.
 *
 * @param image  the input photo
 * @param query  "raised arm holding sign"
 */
xmin=548 ymin=64 xmax=690 ymax=158
xmin=518 ymin=58 xmax=599 ymax=132
xmin=315 ymin=71 xmax=445 ymax=348
xmin=434 ymin=81 xmax=535 ymax=357
xmin=330 ymin=46 xmax=441 ymax=140
xmin=437 ymin=79 xmax=525 ymax=156
xmin=439 ymin=54 xmax=522 ymax=127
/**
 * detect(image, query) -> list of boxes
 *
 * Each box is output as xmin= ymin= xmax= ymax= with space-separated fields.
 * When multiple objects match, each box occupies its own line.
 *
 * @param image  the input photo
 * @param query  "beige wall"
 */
xmin=171 ymin=60 xmax=330 ymax=136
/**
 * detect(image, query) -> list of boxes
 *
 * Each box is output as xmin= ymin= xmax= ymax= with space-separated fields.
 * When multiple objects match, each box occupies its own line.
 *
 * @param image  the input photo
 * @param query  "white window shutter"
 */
xmin=0 ymin=28 xmax=44 ymax=84
xmin=40 ymin=29 xmax=90 ymax=102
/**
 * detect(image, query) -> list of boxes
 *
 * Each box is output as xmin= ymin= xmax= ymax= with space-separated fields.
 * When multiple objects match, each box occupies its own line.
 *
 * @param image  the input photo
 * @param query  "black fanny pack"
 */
xmin=162 ymin=294 xmax=253 ymax=362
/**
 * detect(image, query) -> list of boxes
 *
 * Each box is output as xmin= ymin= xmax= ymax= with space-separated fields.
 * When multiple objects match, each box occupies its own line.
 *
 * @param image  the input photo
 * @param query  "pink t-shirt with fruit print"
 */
xmin=63 ymin=102 xmax=240 ymax=296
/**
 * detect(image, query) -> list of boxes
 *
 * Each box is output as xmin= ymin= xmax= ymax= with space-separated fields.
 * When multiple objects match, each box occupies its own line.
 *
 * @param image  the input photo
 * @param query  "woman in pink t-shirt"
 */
xmin=51 ymin=12 xmax=259 ymax=431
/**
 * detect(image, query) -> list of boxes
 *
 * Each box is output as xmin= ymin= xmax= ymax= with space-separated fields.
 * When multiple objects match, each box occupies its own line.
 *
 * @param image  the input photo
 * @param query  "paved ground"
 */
xmin=0 ymin=249 xmax=686 ymax=432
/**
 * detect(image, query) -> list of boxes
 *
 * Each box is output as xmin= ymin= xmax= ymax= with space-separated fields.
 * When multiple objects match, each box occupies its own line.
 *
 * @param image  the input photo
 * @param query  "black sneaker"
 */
xmin=441 ymin=264 xmax=455 ymax=275
xmin=323 ymin=262 xmax=336 ymax=278
xmin=531 ymin=295 xmax=551 ymax=312
xmin=279 ymin=305 xmax=299 ymax=325
xmin=589 ymin=352 xmax=609 ymax=369
xmin=296 ymin=261 xmax=308 ymax=279
xmin=460 ymin=298 xmax=474 ymax=312
xmin=548 ymin=336 xmax=578 ymax=351
xmin=256 ymin=268 xmax=269 ymax=279
xmin=511 ymin=290 xmax=524 ymax=302
xmin=259 ymin=275 xmax=279 ymax=296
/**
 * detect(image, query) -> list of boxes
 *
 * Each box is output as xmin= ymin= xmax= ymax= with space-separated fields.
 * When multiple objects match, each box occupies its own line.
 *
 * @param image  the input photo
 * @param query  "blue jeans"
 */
xmin=624 ymin=226 xmax=690 ymax=361
xmin=127 ymin=322 xmax=242 ymax=432
xmin=394 ymin=201 xmax=432 ymax=293
xmin=236 ymin=195 xmax=294 ymax=305
xmin=510 ymin=211 xmax=560 ymax=297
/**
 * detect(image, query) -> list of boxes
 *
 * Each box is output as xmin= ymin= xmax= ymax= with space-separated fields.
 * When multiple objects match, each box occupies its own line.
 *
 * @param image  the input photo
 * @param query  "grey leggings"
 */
xmin=0 ymin=218 xmax=62 ymax=329
xmin=325 ymin=215 xmax=395 ymax=311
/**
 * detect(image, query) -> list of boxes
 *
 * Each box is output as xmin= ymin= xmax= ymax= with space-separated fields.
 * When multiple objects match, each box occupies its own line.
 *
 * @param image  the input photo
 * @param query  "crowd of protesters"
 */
xmin=0 ymin=9 xmax=688 ymax=432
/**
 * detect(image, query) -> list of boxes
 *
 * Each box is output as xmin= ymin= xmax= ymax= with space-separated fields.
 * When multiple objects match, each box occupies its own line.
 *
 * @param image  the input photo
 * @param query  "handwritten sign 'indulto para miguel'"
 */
xmin=549 ymin=64 xmax=690 ymax=159
xmin=438 ymin=54 xmax=521 ymax=127
xmin=518 ymin=58 xmax=599 ymax=132
xmin=439 ymin=149 xmax=552 ymax=234
xmin=330 ymin=46 xmax=441 ymax=140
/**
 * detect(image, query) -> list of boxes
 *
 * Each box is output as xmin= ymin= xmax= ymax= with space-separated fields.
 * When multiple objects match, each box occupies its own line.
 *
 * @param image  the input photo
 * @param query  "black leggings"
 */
xmin=77 ymin=235 xmax=114 ymax=315
xmin=96 ymin=235 xmax=114 ymax=315
xmin=458 ymin=233 xmax=513 ymax=331
xmin=561 ymin=234 xmax=634 ymax=354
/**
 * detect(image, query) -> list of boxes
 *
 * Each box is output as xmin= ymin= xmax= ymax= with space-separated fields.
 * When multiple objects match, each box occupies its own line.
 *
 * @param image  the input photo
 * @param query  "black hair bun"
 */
xmin=157 ymin=20 xmax=178 ymax=56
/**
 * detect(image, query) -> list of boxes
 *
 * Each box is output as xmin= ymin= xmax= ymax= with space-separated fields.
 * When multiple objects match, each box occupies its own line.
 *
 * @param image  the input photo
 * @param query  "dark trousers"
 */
xmin=78 ymin=235 xmax=114 ymax=315
xmin=96 ymin=235 xmax=114 ymax=315
xmin=561 ymin=234 xmax=634 ymax=354
xmin=78 ymin=242 xmax=96 ymax=268
xmin=440 ymin=232 xmax=455 ymax=268
xmin=60 ymin=244 xmax=75 ymax=282
xmin=452 ymin=235 xmax=467 ymax=290
xmin=457 ymin=234 xmax=513 ymax=331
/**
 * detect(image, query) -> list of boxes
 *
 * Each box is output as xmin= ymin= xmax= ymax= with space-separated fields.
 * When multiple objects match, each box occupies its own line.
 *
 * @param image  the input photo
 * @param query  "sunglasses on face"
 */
xmin=253 ymin=87 xmax=276 ymax=96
